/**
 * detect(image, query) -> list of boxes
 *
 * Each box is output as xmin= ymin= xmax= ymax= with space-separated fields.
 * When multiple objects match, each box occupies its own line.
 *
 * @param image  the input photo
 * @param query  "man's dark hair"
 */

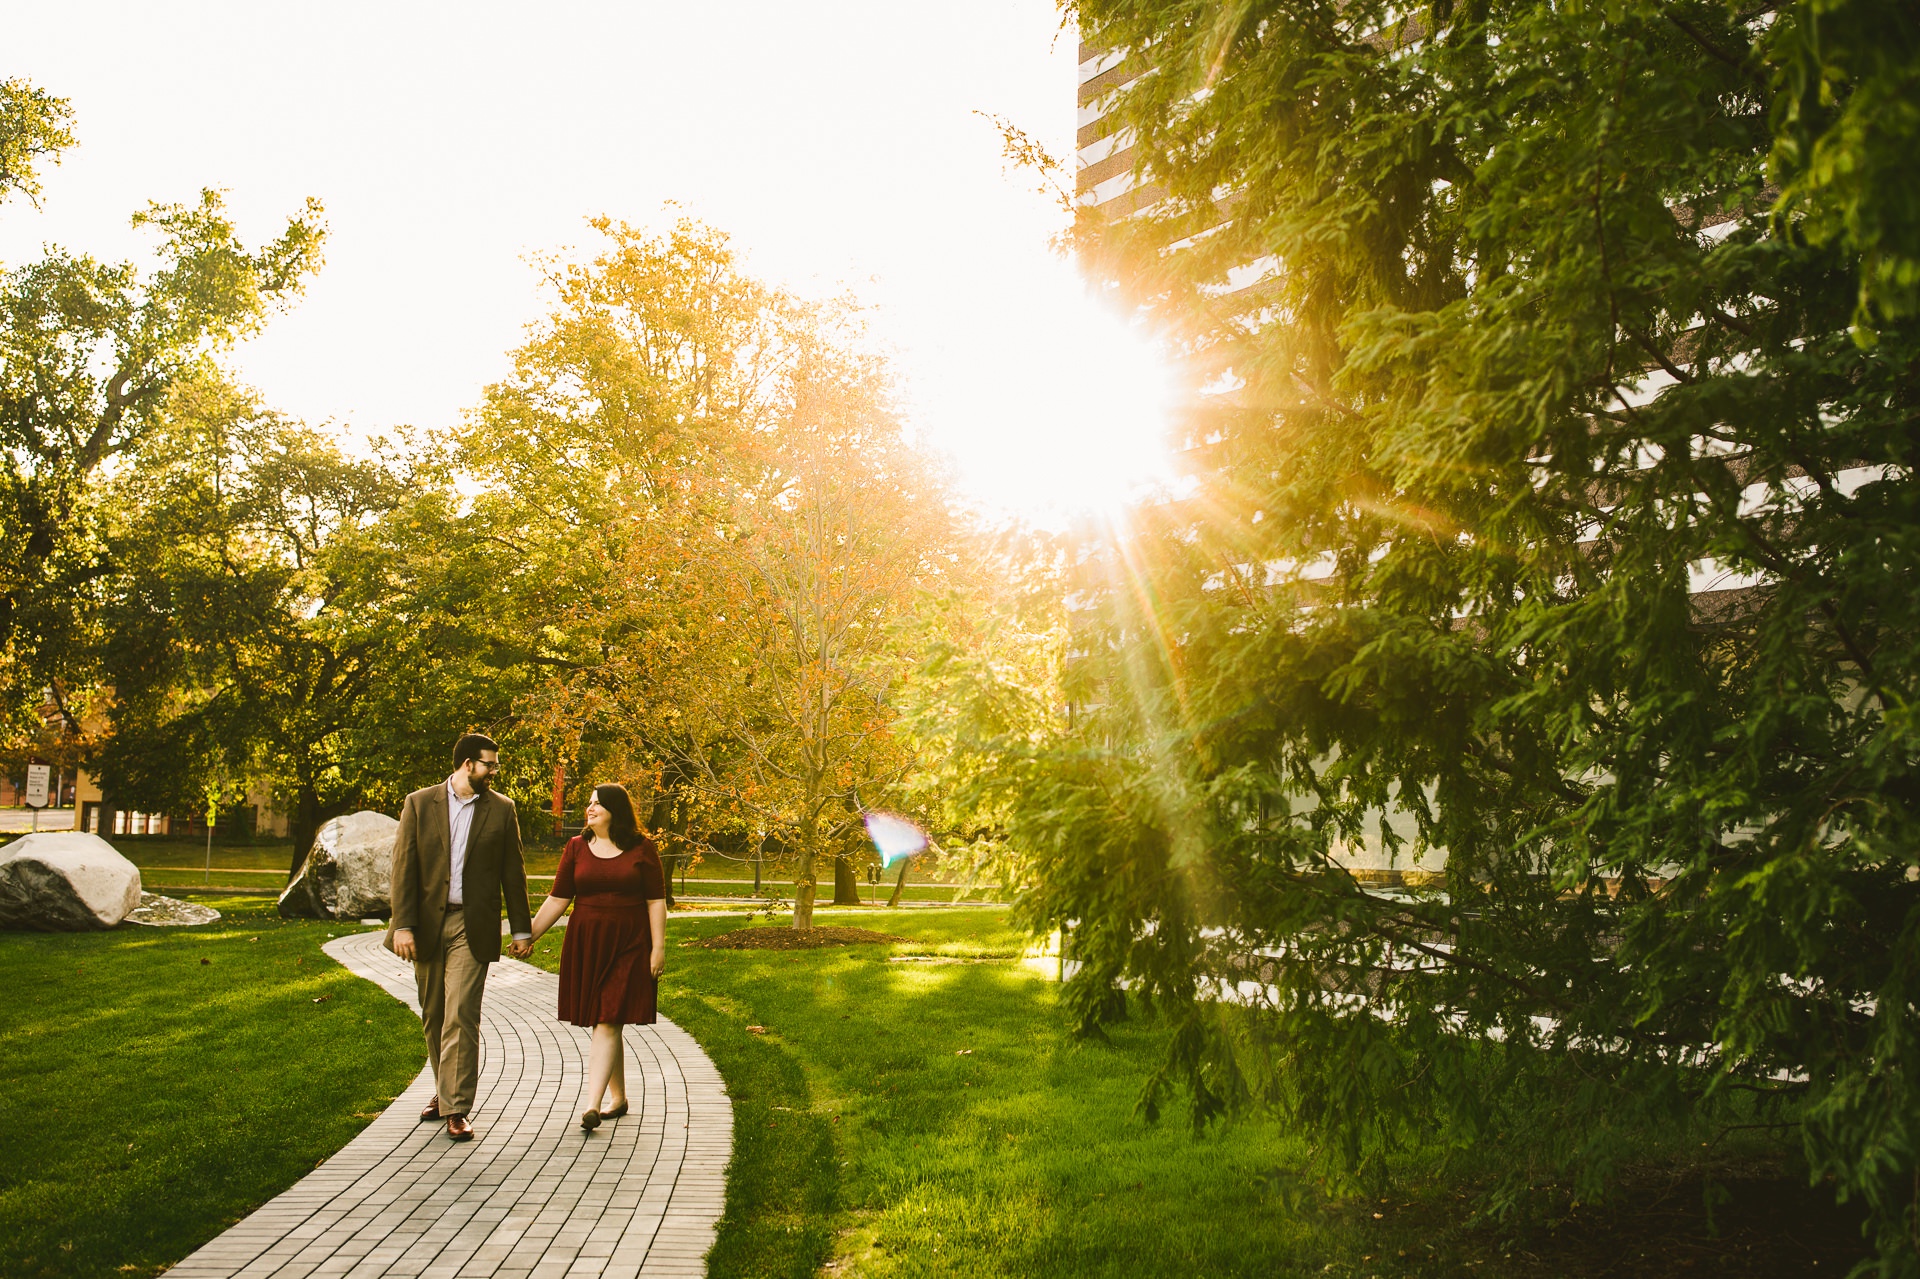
xmin=452 ymin=733 xmax=498 ymax=769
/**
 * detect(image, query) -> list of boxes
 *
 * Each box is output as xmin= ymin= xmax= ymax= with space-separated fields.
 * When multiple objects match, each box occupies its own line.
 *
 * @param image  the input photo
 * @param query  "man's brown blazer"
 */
xmin=384 ymin=782 xmax=533 ymax=964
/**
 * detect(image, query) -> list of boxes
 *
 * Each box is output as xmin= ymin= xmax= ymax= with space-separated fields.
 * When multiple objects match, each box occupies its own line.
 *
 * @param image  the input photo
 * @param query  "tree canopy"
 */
xmin=0 ymin=81 xmax=325 ymax=737
xmin=982 ymin=0 xmax=1920 ymax=1265
xmin=96 ymin=384 xmax=527 ymax=865
xmin=472 ymin=221 xmax=957 ymax=925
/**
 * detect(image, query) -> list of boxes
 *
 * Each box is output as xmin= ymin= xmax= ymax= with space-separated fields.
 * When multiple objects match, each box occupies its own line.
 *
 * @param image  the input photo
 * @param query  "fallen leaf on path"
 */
xmin=746 ymin=1025 xmax=767 ymax=1034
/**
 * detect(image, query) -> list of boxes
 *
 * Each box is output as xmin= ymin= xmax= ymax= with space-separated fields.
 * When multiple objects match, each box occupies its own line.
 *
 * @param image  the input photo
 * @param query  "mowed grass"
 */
xmin=82 ymin=837 xmax=296 ymax=893
xmin=0 ymin=897 xmax=421 ymax=1279
xmin=101 ymin=835 xmax=991 ymax=902
xmin=0 ymin=899 xmax=1854 ymax=1279
xmin=527 ymin=909 xmax=1415 ymax=1279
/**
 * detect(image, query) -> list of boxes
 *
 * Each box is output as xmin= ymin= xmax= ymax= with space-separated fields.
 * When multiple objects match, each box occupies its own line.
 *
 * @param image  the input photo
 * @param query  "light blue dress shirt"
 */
xmin=445 ymin=777 xmax=531 ymax=942
xmin=445 ymin=779 xmax=477 ymax=907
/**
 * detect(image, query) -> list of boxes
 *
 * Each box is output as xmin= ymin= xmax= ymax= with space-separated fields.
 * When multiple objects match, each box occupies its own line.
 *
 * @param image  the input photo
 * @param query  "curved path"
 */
xmin=169 ymin=930 xmax=731 ymax=1279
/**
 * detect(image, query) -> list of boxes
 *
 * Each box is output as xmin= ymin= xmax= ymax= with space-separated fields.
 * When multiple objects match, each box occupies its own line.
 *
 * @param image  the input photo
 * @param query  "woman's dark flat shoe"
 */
xmin=580 ymin=1109 xmax=601 ymax=1132
xmin=600 ymin=1102 xmax=629 ymax=1120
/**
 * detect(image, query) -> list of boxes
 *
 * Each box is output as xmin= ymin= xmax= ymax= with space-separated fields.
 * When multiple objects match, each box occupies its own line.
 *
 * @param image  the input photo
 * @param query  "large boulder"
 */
xmin=278 ymin=811 xmax=399 ymax=920
xmin=0 ymin=832 xmax=143 ymax=930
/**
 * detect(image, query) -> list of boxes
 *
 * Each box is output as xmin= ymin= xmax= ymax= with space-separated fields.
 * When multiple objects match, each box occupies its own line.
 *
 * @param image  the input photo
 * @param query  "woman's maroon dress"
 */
xmin=553 ymin=835 xmax=666 ymax=1027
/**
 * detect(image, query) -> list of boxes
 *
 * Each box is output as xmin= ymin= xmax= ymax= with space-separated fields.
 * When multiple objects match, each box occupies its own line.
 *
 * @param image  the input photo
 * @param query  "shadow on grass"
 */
xmin=623 ymin=911 xmax=1347 ymax=1279
xmin=603 ymin=909 xmax=1873 ymax=1279
xmin=667 ymin=988 xmax=842 ymax=1279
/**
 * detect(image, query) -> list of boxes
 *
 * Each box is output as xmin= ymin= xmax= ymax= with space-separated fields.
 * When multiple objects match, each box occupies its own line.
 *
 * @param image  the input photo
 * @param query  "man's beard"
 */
xmin=469 ymin=773 xmax=493 ymax=793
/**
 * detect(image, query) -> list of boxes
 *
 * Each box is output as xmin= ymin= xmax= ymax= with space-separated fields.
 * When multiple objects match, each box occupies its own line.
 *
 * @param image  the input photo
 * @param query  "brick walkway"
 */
xmin=168 ymin=931 xmax=732 ymax=1279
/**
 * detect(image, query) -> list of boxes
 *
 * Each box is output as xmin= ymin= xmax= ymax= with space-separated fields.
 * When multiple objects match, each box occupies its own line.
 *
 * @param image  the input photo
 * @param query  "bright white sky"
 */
xmin=1 ymin=1 xmax=1177 ymax=522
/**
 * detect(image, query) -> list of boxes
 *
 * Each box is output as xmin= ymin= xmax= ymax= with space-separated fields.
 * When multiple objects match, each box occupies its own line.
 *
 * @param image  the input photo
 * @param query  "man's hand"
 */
xmin=650 ymin=945 xmax=666 ymax=978
xmin=508 ymin=938 xmax=534 ymax=960
xmin=393 ymin=928 xmax=416 ymax=962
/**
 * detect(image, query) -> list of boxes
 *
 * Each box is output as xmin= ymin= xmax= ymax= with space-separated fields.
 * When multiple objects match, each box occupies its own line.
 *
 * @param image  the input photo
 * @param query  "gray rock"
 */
xmin=126 ymin=891 xmax=222 ymax=927
xmin=278 ymin=811 xmax=399 ymax=920
xmin=0 ymin=832 xmax=144 ymax=930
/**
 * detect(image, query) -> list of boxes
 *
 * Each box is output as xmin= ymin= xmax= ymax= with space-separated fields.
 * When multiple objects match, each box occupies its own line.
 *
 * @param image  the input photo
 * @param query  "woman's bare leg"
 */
xmin=607 ymin=1029 xmax=628 ymax=1109
xmin=587 ymin=1023 xmax=623 ymax=1112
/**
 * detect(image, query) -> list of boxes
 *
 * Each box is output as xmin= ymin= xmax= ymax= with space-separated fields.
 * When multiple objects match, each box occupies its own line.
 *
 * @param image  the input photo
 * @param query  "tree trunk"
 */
xmin=792 ymin=840 xmax=818 ymax=929
xmin=886 ymin=856 xmax=910 ymax=908
xmin=831 ymin=852 xmax=862 ymax=905
xmin=661 ymin=801 xmax=686 ymax=909
xmin=290 ymin=785 xmax=322 ymax=879
xmin=289 ymin=787 xmax=352 ymax=880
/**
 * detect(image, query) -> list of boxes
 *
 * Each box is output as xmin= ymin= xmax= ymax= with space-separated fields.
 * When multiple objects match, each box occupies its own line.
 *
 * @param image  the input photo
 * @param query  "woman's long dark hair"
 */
xmin=585 ymin=783 xmax=644 ymax=851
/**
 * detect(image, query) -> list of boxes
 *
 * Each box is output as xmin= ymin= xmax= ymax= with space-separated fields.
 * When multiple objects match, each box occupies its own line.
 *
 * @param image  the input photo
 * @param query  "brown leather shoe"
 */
xmin=447 ymin=1114 xmax=474 ymax=1142
xmin=419 ymin=1099 xmax=442 ymax=1123
xmin=579 ymin=1109 xmax=601 ymax=1133
xmin=600 ymin=1101 xmax=629 ymax=1120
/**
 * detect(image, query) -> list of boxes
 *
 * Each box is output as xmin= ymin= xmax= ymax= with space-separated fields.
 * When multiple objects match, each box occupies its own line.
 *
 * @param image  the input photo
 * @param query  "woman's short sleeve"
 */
xmin=551 ymin=838 xmax=578 ymax=898
xmin=638 ymin=839 xmax=666 ymax=900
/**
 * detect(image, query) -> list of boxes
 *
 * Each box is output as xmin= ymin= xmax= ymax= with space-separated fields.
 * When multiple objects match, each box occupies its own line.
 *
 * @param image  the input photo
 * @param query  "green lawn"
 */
xmin=0 ymin=901 xmax=1855 ymax=1278
xmin=526 ymin=910 xmax=1425 ymax=1279
xmin=94 ymin=836 xmax=995 ymax=903
xmin=0 ymin=897 xmax=421 ymax=1279
xmin=526 ymin=911 xmax=1863 ymax=1279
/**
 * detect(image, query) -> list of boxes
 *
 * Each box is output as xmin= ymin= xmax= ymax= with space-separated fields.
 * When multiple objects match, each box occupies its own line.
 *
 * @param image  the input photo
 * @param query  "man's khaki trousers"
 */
xmin=415 ymin=907 xmax=488 ymax=1117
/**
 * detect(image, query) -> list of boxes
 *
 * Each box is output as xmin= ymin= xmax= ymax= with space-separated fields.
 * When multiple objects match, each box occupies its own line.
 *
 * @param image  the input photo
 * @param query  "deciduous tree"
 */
xmin=623 ymin=335 xmax=956 ymax=926
xmin=475 ymin=220 xmax=958 ymax=925
xmin=98 ymin=383 xmax=525 ymax=867
xmin=461 ymin=218 xmax=788 ymax=837
xmin=0 ymin=81 xmax=324 ymax=735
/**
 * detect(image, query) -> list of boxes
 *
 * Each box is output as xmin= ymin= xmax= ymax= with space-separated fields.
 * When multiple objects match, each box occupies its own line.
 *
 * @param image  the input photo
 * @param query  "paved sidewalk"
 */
xmin=0 ymin=808 xmax=74 ymax=832
xmin=168 ymin=931 xmax=731 ymax=1279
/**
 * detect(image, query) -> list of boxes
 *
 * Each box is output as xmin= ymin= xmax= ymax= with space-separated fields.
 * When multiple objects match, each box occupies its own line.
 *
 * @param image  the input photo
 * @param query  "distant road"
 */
xmin=0 ymin=809 xmax=75 ymax=833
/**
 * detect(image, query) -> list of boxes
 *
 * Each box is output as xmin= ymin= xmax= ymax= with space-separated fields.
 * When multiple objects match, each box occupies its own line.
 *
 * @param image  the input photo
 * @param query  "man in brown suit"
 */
xmin=385 ymin=733 xmax=534 ymax=1141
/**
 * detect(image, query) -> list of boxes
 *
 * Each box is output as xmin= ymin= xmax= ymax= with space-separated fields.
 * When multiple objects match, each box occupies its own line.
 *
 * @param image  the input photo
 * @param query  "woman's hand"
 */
xmin=650 ymin=944 xmax=666 ymax=978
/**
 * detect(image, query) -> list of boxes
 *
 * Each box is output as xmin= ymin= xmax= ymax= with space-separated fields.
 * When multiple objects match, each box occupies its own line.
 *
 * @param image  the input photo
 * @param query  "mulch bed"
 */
xmin=1497 ymin=1167 xmax=1870 ymax=1278
xmin=1391 ymin=1159 xmax=1872 ymax=1278
xmin=696 ymin=926 xmax=913 ymax=950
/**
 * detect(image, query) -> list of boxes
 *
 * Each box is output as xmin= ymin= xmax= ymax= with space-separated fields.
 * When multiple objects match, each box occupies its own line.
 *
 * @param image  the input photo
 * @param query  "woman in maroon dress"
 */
xmin=526 ymin=783 xmax=667 ymax=1132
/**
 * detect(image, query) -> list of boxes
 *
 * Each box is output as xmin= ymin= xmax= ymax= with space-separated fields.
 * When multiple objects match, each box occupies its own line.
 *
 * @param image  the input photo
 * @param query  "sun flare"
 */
xmin=910 ymin=262 xmax=1181 ymax=526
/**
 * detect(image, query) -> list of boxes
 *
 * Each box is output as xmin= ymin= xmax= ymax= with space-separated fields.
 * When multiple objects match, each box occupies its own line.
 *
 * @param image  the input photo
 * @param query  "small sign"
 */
xmin=24 ymin=763 xmax=51 ymax=809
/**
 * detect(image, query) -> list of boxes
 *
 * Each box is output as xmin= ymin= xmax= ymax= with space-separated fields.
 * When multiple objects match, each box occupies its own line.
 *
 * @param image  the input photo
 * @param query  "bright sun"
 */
xmin=908 ymin=260 xmax=1181 ymax=526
